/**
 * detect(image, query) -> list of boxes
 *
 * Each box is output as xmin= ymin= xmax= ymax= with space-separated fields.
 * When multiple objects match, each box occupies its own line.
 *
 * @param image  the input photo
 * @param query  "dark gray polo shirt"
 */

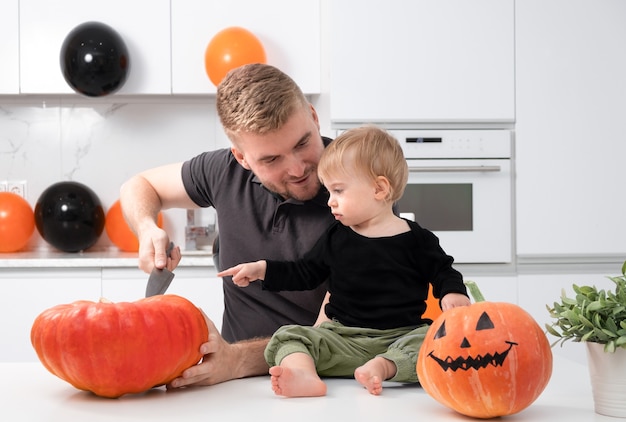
xmin=181 ymin=138 xmax=334 ymax=343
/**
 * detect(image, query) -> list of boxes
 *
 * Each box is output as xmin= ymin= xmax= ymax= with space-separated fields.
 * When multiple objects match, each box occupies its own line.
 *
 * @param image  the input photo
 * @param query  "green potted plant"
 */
xmin=546 ymin=260 xmax=626 ymax=352
xmin=546 ymin=260 xmax=626 ymax=418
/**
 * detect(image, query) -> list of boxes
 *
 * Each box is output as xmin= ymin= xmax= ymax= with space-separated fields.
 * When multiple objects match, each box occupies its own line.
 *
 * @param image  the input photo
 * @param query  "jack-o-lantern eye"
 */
xmin=433 ymin=312 xmax=494 ymax=340
xmin=434 ymin=321 xmax=447 ymax=339
xmin=476 ymin=312 xmax=494 ymax=331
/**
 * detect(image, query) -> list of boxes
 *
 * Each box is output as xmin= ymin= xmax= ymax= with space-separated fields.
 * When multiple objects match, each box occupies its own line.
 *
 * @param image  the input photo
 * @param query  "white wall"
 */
xmin=0 ymin=98 xmax=230 ymax=250
xmin=0 ymin=1 xmax=335 ymax=253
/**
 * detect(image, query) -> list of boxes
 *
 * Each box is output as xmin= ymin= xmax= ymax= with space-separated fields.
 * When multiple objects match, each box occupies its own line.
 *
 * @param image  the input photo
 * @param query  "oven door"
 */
xmin=397 ymin=159 xmax=512 ymax=263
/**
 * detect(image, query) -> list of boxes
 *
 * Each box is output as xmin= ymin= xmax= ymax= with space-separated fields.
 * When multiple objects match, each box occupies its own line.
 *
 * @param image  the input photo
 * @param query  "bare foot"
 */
xmin=269 ymin=366 xmax=327 ymax=397
xmin=354 ymin=357 xmax=397 ymax=395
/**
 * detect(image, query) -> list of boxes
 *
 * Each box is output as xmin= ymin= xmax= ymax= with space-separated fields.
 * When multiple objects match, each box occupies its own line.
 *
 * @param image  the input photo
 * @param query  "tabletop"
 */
xmin=0 ymin=355 xmax=612 ymax=422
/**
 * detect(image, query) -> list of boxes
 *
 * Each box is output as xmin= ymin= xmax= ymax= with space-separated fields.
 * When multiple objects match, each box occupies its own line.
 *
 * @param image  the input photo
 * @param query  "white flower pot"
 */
xmin=586 ymin=342 xmax=626 ymax=418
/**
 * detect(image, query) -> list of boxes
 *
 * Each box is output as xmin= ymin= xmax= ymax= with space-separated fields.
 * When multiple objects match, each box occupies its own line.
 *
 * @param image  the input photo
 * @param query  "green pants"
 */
xmin=264 ymin=321 xmax=430 ymax=383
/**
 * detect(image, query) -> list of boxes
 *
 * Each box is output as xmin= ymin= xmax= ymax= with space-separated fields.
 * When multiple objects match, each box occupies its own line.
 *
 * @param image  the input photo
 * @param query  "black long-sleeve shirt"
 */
xmin=262 ymin=219 xmax=467 ymax=329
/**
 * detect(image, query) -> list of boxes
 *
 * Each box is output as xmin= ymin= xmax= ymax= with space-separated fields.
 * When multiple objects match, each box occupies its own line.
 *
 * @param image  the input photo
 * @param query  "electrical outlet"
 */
xmin=0 ymin=181 xmax=7 ymax=192
xmin=7 ymin=180 xmax=27 ymax=198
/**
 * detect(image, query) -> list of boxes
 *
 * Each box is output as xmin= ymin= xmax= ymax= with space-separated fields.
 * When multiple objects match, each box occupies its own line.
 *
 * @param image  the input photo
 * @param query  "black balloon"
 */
xmin=60 ymin=21 xmax=130 ymax=97
xmin=35 ymin=181 xmax=105 ymax=253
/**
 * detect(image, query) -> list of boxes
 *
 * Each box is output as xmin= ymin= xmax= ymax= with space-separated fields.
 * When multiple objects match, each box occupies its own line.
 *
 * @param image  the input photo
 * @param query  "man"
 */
xmin=120 ymin=63 xmax=335 ymax=387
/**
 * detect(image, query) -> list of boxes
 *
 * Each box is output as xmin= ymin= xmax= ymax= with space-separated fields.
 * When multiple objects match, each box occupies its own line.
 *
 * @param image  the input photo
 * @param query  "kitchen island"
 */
xmin=0 ymin=354 xmax=612 ymax=421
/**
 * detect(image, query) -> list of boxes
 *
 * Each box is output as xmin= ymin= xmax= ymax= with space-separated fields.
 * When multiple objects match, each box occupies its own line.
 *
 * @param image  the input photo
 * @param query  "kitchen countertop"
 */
xmin=0 ymin=355 xmax=613 ymax=422
xmin=0 ymin=249 xmax=214 ymax=268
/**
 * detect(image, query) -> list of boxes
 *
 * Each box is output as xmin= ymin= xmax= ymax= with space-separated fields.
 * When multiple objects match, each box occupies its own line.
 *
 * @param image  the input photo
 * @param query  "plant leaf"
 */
xmin=616 ymin=336 xmax=626 ymax=347
xmin=586 ymin=301 xmax=604 ymax=313
xmin=579 ymin=314 xmax=595 ymax=328
xmin=594 ymin=327 xmax=610 ymax=341
xmin=605 ymin=341 xmax=616 ymax=353
xmin=581 ymin=331 xmax=595 ymax=342
xmin=545 ymin=324 xmax=562 ymax=337
xmin=606 ymin=318 xmax=619 ymax=333
xmin=601 ymin=328 xmax=618 ymax=338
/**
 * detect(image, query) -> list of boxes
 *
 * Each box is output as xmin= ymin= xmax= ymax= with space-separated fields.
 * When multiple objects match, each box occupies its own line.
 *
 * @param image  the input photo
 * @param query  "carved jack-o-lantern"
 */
xmin=417 ymin=296 xmax=553 ymax=419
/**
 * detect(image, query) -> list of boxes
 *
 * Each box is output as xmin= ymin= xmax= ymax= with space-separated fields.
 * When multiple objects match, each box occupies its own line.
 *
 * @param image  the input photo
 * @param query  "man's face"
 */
xmin=231 ymin=105 xmax=325 ymax=201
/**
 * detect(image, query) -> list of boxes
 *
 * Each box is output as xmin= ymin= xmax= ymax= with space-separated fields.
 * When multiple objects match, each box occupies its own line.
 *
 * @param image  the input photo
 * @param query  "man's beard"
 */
xmin=264 ymin=175 xmax=322 ymax=202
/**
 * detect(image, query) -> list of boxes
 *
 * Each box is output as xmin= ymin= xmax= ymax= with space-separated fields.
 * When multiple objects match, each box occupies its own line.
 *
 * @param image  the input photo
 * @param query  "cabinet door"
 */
xmin=19 ymin=0 xmax=170 ymax=95
xmin=518 ymin=272 xmax=616 ymax=365
xmin=515 ymin=0 xmax=626 ymax=257
xmin=0 ymin=0 xmax=19 ymax=94
xmin=0 ymin=268 xmax=101 ymax=362
xmin=462 ymin=275 xmax=518 ymax=305
xmin=171 ymin=0 xmax=321 ymax=95
xmin=330 ymin=0 xmax=514 ymax=125
xmin=101 ymin=267 xmax=224 ymax=332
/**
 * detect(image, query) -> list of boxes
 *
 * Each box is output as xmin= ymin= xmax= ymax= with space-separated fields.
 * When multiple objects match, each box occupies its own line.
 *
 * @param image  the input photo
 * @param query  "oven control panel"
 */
xmin=385 ymin=129 xmax=511 ymax=159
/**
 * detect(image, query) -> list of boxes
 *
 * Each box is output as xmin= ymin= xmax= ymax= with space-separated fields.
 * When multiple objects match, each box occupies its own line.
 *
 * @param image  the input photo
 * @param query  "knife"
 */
xmin=145 ymin=242 xmax=176 ymax=297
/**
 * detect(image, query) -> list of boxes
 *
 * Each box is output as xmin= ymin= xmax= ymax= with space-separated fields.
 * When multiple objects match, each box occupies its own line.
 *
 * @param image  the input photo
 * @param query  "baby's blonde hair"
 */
xmin=318 ymin=126 xmax=408 ymax=202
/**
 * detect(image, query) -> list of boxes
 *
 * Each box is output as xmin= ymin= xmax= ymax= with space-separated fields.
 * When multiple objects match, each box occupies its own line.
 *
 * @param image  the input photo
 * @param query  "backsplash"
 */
xmin=0 ymin=97 xmax=228 ymax=252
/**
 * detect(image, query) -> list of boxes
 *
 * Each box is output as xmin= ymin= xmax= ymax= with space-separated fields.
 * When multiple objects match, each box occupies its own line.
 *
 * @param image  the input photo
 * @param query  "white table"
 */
xmin=0 ymin=356 xmax=611 ymax=421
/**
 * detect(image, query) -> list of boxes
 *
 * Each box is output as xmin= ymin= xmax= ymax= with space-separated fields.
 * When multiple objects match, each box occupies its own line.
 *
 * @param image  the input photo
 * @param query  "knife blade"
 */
xmin=145 ymin=242 xmax=176 ymax=297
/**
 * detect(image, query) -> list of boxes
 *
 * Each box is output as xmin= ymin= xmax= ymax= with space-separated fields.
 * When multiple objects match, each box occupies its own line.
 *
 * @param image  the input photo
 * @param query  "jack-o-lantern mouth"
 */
xmin=426 ymin=341 xmax=518 ymax=372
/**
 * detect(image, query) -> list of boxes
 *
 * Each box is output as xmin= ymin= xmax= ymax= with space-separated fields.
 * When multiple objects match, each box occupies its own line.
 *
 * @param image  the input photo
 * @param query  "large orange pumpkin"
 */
xmin=31 ymin=294 xmax=208 ymax=398
xmin=417 ymin=282 xmax=553 ymax=419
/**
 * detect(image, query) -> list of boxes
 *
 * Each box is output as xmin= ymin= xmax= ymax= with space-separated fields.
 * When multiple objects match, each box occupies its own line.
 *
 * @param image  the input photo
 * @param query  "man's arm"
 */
xmin=122 ymin=164 xmax=272 ymax=386
xmin=119 ymin=162 xmax=197 ymax=272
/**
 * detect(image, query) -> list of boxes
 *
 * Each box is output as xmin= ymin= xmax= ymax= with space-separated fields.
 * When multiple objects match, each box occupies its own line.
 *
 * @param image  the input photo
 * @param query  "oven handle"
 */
xmin=408 ymin=165 xmax=501 ymax=173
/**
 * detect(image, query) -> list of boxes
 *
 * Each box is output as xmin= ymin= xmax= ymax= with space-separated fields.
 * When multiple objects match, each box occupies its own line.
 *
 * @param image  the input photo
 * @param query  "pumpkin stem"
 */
xmin=464 ymin=280 xmax=485 ymax=303
xmin=99 ymin=297 xmax=113 ymax=304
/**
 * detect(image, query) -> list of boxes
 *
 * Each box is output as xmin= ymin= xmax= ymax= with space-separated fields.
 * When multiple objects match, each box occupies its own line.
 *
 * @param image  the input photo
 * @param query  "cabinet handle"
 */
xmin=408 ymin=165 xmax=501 ymax=173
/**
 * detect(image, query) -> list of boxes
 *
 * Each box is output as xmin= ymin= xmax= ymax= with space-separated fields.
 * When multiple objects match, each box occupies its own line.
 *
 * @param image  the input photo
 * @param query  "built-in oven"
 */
xmin=388 ymin=129 xmax=513 ymax=264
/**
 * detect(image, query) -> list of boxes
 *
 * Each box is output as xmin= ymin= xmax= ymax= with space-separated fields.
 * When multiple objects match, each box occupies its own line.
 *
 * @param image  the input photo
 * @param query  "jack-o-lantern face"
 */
xmin=417 ymin=302 xmax=552 ymax=419
xmin=427 ymin=311 xmax=518 ymax=371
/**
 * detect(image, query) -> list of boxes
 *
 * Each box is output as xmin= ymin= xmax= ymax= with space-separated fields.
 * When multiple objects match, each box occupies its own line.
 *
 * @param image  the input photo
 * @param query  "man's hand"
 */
xmin=137 ymin=226 xmax=181 ymax=273
xmin=167 ymin=311 xmax=270 ymax=388
xmin=119 ymin=162 xmax=195 ymax=274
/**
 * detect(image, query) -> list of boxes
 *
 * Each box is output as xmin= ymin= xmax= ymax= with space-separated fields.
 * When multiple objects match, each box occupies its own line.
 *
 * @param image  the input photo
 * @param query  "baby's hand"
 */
xmin=216 ymin=260 xmax=267 ymax=287
xmin=440 ymin=292 xmax=471 ymax=311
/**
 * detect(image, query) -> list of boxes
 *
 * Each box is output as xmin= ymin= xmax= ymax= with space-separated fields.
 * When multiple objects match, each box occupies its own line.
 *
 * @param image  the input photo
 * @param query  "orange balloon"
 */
xmin=0 ymin=192 xmax=35 ymax=253
xmin=422 ymin=284 xmax=443 ymax=321
xmin=105 ymin=199 xmax=163 ymax=253
xmin=204 ymin=26 xmax=266 ymax=87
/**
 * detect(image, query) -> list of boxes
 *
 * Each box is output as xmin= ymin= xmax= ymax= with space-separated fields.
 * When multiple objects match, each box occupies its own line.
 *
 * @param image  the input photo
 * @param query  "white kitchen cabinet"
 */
xmin=329 ymin=0 xmax=514 ymax=126
xmin=19 ymin=0 xmax=171 ymax=95
xmin=1 ymin=265 xmax=222 ymax=363
xmin=515 ymin=0 xmax=626 ymax=258
xmin=101 ymin=267 xmax=224 ymax=333
xmin=171 ymin=0 xmax=321 ymax=95
xmin=462 ymin=275 xmax=518 ymax=305
xmin=518 ymin=271 xmax=617 ymax=365
xmin=0 ymin=0 xmax=19 ymax=94
xmin=0 ymin=268 xmax=101 ymax=362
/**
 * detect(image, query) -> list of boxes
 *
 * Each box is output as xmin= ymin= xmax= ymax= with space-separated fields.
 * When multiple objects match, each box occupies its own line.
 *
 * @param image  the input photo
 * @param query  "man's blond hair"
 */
xmin=216 ymin=63 xmax=310 ymax=141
